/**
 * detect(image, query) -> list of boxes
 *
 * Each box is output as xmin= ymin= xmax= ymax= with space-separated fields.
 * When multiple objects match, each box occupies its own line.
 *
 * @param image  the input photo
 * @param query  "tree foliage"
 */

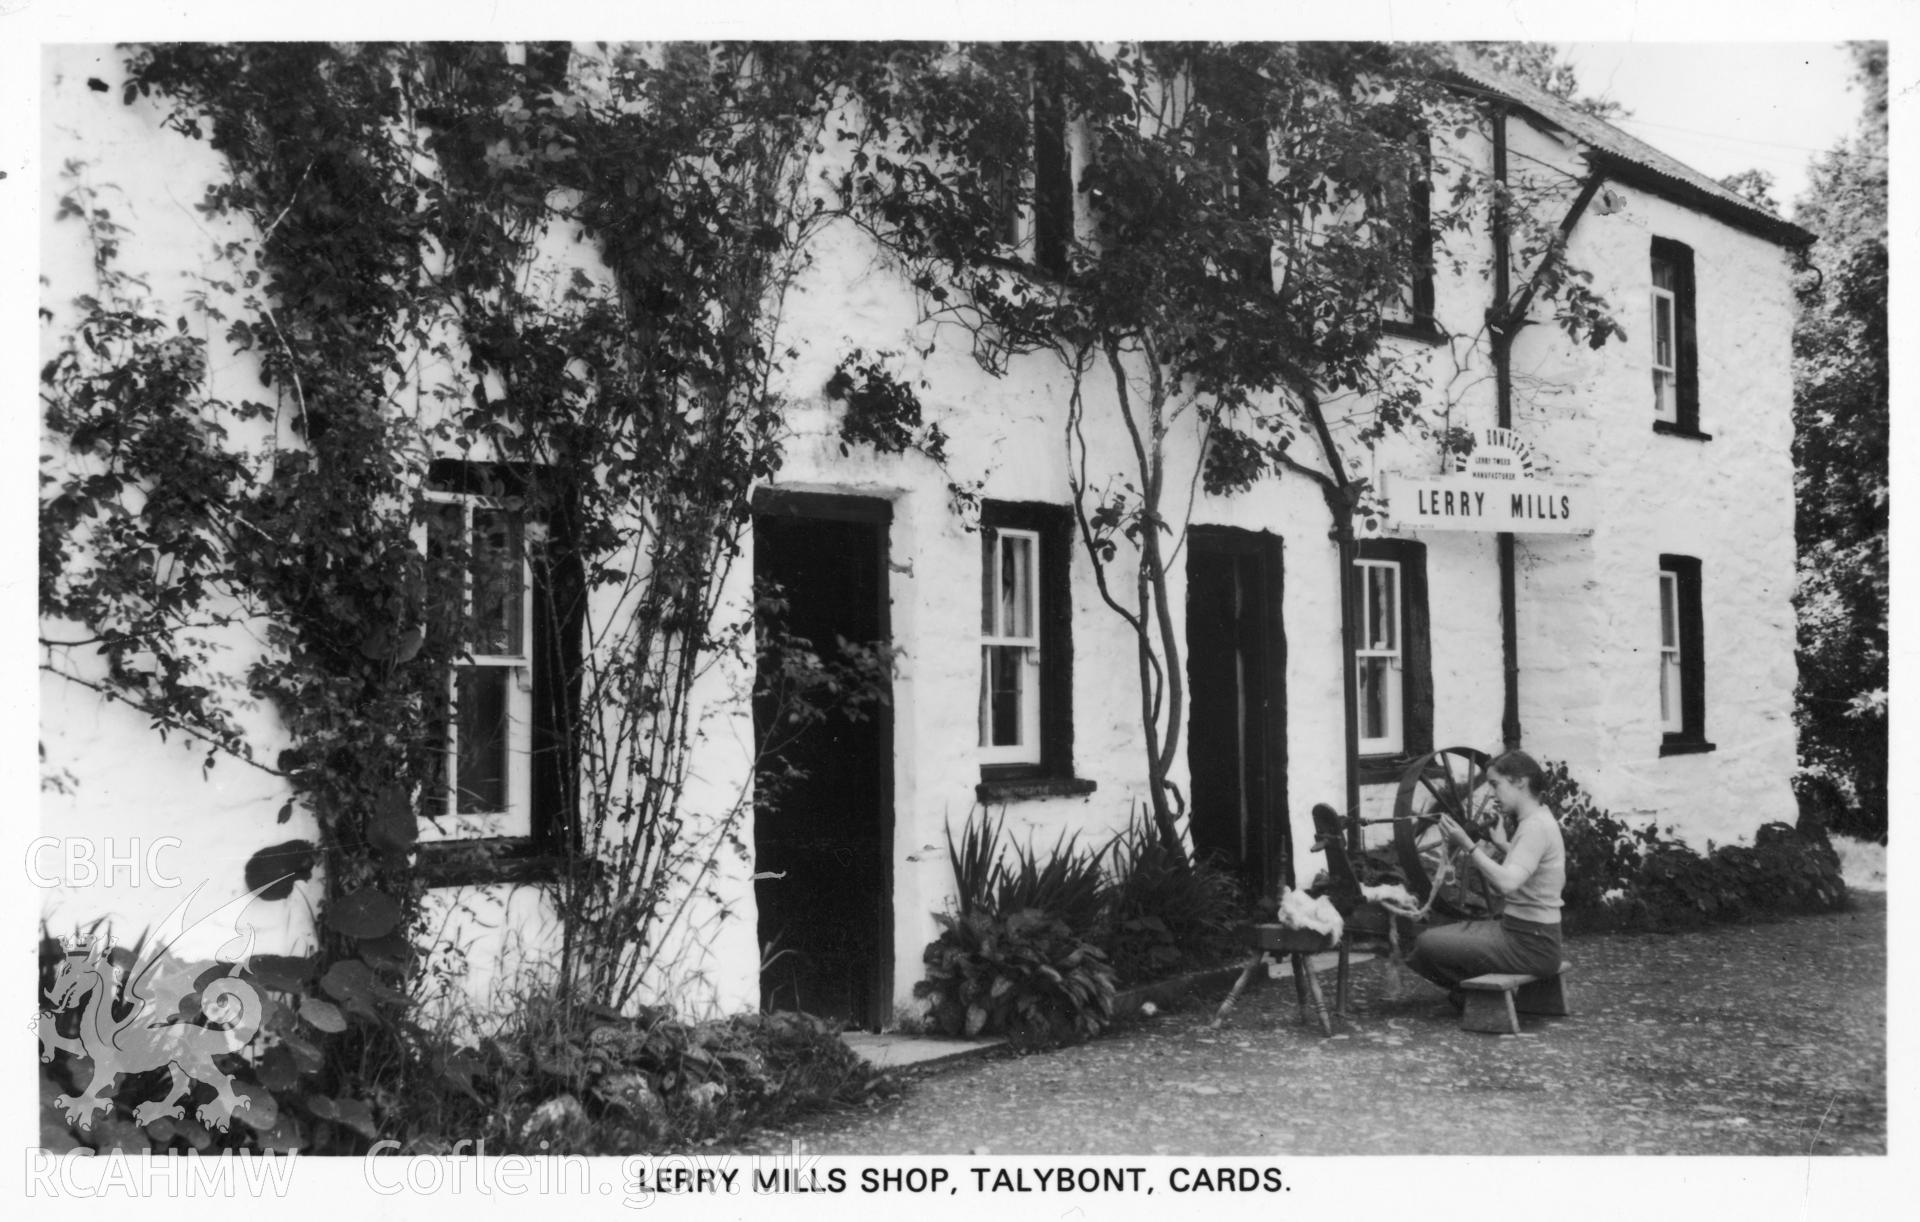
xmin=1791 ymin=42 xmax=1888 ymax=838
xmin=836 ymin=42 xmax=1622 ymax=853
xmin=40 ymin=41 xmax=897 ymax=1144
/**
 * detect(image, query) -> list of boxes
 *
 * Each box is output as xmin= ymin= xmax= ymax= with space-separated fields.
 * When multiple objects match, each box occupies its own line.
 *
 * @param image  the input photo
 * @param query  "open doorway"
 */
xmin=751 ymin=492 xmax=894 ymax=1030
xmin=1185 ymin=527 xmax=1289 ymax=899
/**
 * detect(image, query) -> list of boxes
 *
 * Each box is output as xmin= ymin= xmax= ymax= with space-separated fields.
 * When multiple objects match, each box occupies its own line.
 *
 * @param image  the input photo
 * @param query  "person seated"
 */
xmin=1403 ymin=750 xmax=1565 ymax=1009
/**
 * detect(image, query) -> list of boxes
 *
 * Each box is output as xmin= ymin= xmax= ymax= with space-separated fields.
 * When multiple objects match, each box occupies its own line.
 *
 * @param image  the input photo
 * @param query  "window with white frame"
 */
xmin=1355 ymin=558 xmax=1403 ymax=754
xmin=1658 ymin=568 xmax=1684 ymax=734
xmin=425 ymin=490 xmax=535 ymax=841
xmin=979 ymin=526 xmax=1042 ymax=765
xmin=1651 ymin=253 xmax=1679 ymax=423
xmin=1657 ymin=554 xmax=1711 ymax=753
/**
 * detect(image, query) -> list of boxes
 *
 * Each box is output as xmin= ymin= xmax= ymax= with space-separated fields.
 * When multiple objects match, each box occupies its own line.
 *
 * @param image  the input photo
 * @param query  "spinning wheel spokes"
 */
xmin=1391 ymin=746 xmax=1499 ymax=915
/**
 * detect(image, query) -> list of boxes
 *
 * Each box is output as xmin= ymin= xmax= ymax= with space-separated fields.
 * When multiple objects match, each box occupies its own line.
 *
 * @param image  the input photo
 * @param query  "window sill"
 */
xmin=1356 ymin=751 xmax=1429 ymax=787
xmin=416 ymin=839 xmax=570 ymax=888
xmin=975 ymin=776 xmax=1098 ymax=805
xmin=1380 ymin=317 xmax=1444 ymax=345
xmin=1659 ymin=738 xmax=1717 ymax=758
xmin=1652 ymin=420 xmax=1713 ymax=442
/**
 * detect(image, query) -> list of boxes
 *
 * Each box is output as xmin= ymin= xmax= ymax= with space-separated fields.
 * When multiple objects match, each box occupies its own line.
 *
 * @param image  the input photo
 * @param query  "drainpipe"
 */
xmin=1488 ymin=106 xmax=1610 ymax=754
xmin=1303 ymin=398 xmax=1364 ymax=857
xmin=1489 ymin=106 xmax=1523 ymax=753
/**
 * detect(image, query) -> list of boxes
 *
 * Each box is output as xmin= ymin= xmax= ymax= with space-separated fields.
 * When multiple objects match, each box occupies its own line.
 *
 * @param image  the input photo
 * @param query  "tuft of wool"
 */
xmin=1361 ymin=882 xmax=1418 ymax=909
xmin=1275 ymin=887 xmax=1345 ymax=940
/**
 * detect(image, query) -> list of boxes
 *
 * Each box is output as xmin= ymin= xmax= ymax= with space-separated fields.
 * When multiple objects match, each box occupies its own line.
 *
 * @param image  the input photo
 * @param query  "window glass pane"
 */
xmin=982 ymin=532 xmax=997 ymax=635
xmin=470 ymin=508 xmax=524 ymax=655
xmin=1653 ymin=294 xmax=1674 ymax=367
xmin=427 ymin=502 xmax=466 ymax=645
xmin=1660 ymin=575 xmax=1678 ymax=648
xmin=1652 ymin=257 xmax=1675 ymax=291
xmin=999 ymin=535 xmax=1033 ymax=638
xmin=1367 ymin=565 xmax=1397 ymax=650
xmin=981 ymin=645 xmax=1026 ymax=747
xmin=1358 ymin=657 xmax=1390 ymax=740
xmin=455 ymin=667 xmax=511 ymax=814
xmin=1660 ymin=653 xmax=1680 ymax=726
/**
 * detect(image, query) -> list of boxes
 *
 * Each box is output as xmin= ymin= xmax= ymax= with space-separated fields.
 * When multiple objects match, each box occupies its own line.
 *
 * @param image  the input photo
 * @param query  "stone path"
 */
xmin=732 ymin=894 xmax=1886 ymax=1156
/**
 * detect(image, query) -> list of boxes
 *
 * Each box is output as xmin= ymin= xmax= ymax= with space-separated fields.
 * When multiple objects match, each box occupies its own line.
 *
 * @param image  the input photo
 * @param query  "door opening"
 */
xmin=1185 ymin=528 xmax=1289 ymax=899
xmin=751 ymin=493 xmax=894 ymax=1029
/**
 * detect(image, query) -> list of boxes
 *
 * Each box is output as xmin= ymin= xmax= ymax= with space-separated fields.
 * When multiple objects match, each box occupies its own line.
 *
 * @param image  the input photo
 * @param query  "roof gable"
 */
xmin=1447 ymin=55 xmax=1814 ymax=249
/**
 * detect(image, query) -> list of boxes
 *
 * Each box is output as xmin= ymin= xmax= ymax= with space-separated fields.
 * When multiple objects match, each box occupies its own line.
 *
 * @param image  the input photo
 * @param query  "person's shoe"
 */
xmin=1445 ymin=990 xmax=1465 ymax=1013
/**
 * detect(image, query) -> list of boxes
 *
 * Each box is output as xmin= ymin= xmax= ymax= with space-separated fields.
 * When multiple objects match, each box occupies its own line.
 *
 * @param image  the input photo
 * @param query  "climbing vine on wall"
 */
xmin=40 ymin=42 xmax=901 ymax=1141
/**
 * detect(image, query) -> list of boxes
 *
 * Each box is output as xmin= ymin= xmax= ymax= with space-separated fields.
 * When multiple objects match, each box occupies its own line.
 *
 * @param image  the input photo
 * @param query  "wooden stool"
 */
xmin=1458 ymin=961 xmax=1573 ymax=1034
xmin=1213 ymin=924 xmax=1337 ymax=1035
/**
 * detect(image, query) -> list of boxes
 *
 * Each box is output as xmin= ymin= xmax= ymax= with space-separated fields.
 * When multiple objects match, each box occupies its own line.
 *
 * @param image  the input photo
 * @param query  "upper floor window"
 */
xmin=1382 ymin=132 xmax=1437 ymax=336
xmin=1030 ymin=54 xmax=1073 ymax=277
xmin=1650 ymin=237 xmax=1704 ymax=437
xmin=986 ymin=50 xmax=1074 ymax=278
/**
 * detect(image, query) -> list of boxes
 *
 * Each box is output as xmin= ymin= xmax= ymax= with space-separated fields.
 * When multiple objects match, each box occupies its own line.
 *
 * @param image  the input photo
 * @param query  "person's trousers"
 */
xmin=1404 ymin=915 xmax=1562 ymax=990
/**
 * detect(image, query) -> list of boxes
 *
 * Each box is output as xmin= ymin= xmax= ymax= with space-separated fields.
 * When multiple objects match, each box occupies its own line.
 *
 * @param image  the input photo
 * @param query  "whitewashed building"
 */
xmin=39 ymin=45 xmax=1810 ymax=1029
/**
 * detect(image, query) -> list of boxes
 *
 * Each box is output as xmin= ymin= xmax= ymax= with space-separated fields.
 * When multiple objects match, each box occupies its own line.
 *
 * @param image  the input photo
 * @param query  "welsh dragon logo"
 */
xmin=37 ymin=880 xmax=281 ymax=1132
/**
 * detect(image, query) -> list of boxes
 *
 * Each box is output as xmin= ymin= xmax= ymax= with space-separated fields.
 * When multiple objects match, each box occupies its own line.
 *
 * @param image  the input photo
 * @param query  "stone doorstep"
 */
xmin=845 ymin=950 xmax=1377 ymax=1066
xmin=841 ymin=1031 xmax=1005 ymax=1069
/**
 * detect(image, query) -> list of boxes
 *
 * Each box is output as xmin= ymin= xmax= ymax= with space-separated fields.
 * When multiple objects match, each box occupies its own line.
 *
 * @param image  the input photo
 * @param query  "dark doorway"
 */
xmin=1185 ymin=528 xmax=1288 ymax=899
xmin=752 ymin=492 xmax=893 ymax=1030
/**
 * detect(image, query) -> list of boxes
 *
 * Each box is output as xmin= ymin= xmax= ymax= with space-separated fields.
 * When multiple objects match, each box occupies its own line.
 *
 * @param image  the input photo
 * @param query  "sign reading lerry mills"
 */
xmin=1389 ymin=427 xmax=1590 ymax=534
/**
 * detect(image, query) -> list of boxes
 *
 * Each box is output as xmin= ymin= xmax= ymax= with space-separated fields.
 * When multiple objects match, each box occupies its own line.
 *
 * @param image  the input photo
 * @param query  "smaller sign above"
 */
xmin=1455 ymin=426 xmax=1536 ymax=481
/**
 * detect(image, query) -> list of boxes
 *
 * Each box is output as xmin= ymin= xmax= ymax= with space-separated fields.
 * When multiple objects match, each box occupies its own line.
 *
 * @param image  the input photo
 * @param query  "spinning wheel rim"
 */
xmin=1391 ymin=746 xmax=1499 ymax=914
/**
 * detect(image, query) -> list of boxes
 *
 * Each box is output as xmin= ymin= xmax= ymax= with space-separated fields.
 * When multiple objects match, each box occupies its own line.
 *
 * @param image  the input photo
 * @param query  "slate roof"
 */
xmin=1447 ymin=55 xmax=1815 ymax=249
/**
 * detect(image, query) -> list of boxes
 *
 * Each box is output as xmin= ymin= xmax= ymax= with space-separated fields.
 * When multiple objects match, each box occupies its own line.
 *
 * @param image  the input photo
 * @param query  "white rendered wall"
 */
xmin=40 ymin=49 xmax=1803 ymax=1023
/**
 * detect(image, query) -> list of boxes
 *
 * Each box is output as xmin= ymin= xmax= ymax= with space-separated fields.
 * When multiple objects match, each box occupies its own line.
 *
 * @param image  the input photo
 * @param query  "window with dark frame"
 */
xmin=420 ymin=461 xmax=583 ymax=881
xmin=976 ymin=501 xmax=1087 ymax=799
xmin=1030 ymin=51 xmax=1073 ymax=278
xmin=1352 ymin=538 xmax=1433 ymax=782
xmin=1658 ymin=554 xmax=1713 ymax=755
xmin=986 ymin=49 xmax=1074 ymax=277
xmin=1650 ymin=237 xmax=1704 ymax=437
xmin=1382 ymin=130 xmax=1437 ymax=336
xmin=1188 ymin=60 xmax=1273 ymax=290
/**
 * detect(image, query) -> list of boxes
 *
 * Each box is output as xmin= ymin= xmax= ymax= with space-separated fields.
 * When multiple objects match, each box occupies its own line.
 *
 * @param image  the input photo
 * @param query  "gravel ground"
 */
xmin=730 ymin=892 xmax=1886 ymax=1156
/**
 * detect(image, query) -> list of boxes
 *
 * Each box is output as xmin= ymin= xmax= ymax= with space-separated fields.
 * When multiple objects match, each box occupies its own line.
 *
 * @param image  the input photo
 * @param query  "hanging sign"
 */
xmin=1387 ymin=428 xmax=1592 ymax=534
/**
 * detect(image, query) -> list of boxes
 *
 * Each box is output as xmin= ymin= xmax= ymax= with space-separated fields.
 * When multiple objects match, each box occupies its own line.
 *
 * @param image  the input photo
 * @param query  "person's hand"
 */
xmin=1437 ymin=813 xmax=1472 ymax=851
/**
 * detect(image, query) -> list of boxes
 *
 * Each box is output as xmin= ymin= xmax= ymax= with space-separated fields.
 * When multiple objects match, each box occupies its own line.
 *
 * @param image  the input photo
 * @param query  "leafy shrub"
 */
xmin=915 ymin=809 xmax=1249 ymax=1040
xmin=913 ymin=909 xmax=1115 ymax=1049
xmin=1540 ymin=759 xmax=1665 ymax=911
xmin=36 ymin=933 xmax=887 ymax=1155
xmin=1539 ymin=760 xmax=1848 ymax=933
xmin=917 ymin=814 xmax=1117 ymax=1047
xmin=1101 ymin=812 xmax=1246 ymax=984
xmin=1632 ymin=823 xmax=1848 ymax=928
xmin=1000 ymin=829 xmax=1110 ymax=935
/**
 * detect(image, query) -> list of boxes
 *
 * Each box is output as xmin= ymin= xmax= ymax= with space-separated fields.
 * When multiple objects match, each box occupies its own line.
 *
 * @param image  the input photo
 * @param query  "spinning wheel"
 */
xmin=1391 ymin=746 xmax=1503 ymax=919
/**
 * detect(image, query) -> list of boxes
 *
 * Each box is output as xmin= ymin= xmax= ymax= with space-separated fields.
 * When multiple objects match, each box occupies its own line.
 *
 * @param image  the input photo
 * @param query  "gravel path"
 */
xmin=731 ymin=893 xmax=1885 ymax=1156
